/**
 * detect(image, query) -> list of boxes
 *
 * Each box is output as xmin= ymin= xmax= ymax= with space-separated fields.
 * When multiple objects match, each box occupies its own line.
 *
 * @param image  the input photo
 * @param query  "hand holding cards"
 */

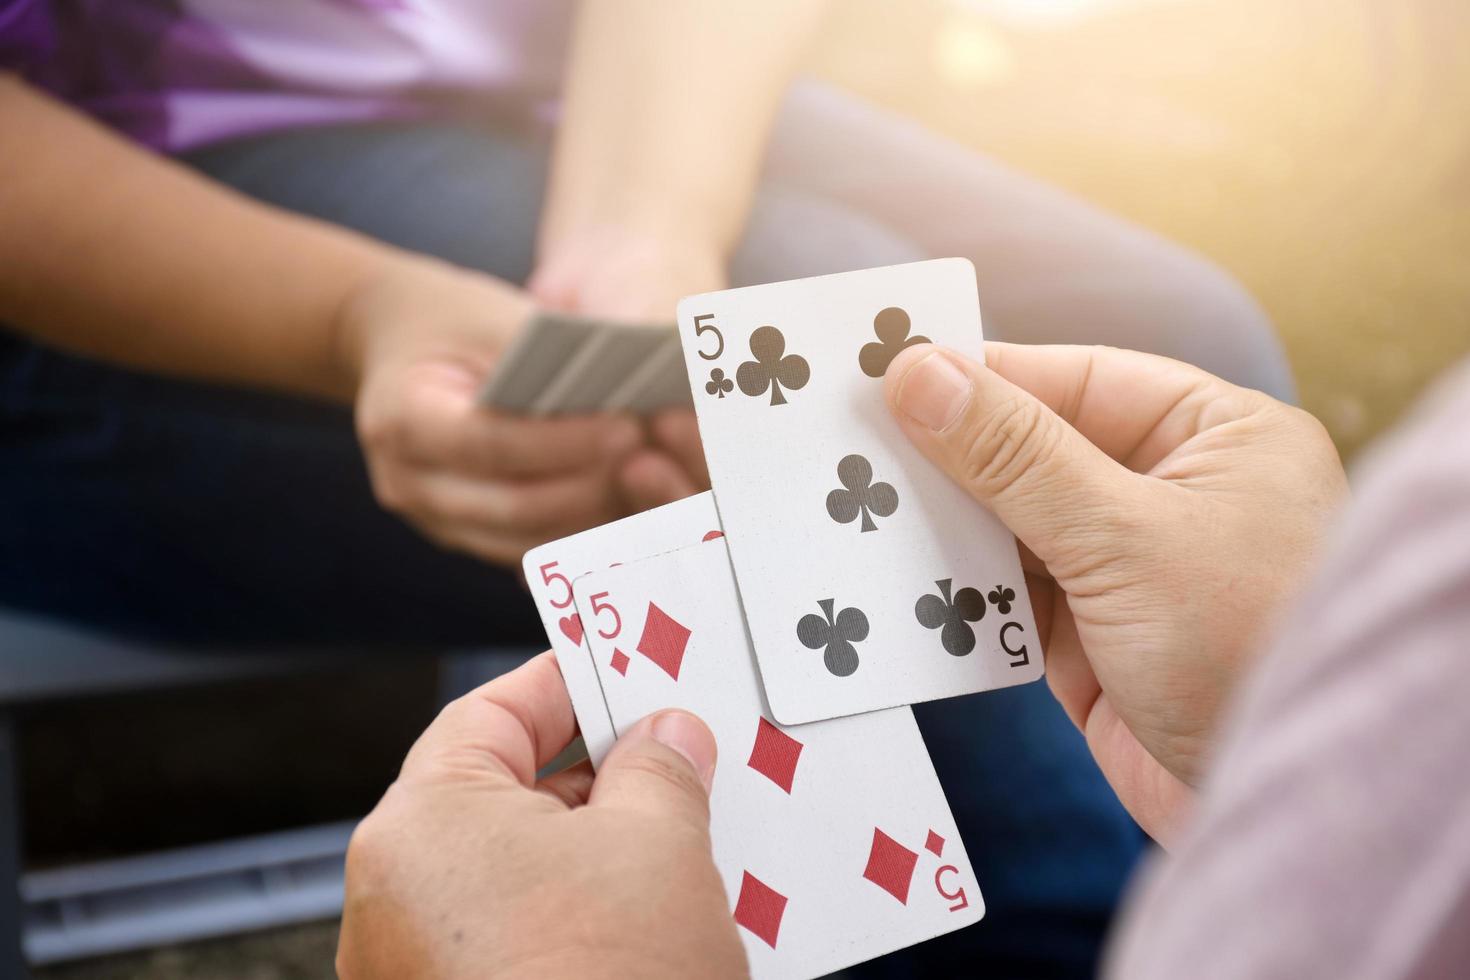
xmin=523 ymin=493 xmax=725 ymax=763
xmin=522 ymin=260 xmax=1042 ymax=977
xmin=575 ymin=538 xmax=982 ymax=978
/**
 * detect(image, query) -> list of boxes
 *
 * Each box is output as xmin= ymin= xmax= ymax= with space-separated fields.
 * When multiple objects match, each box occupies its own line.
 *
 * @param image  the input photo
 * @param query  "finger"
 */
xmin=390 ymin=381 xmax=643 ymax=478
xmin=1083 ymin=697 xmax=1196 ymax=844
xmin=1024 ymin=570 xmax=1054 ymax=653
xmin=414 ymin=516 xmax=542 ymax=566
xmin=1017 ymin=540 xmax=1048 ymax=578
xmin=618 ymin=449 xmax=700 ymax=512
xmin=412 ymin=469 xmax=620 ymax=537
xmin=397 ymin=651 xmax=578 ymax=789
xmin=408 ymin=507 xmax=557 ymax=566
xmin=1036 ymin=595 xmax=1102 ymax=733
xmin=885 ymin=344 xmax=1150 ymax=576
xmin=468 ymin=411 xmax=643 ymax=478
xmin=414 ymin=493 xmax=624 ymax=565
xmin=650 ymin=410 xmax=710 ymax=489
xmin=537 ymin=759 xmax=596 ymax=808
xmin=589 ymin=710 xmax=717 ymax=830
xmin=981 ymin=342 xmax=1248 ymax=473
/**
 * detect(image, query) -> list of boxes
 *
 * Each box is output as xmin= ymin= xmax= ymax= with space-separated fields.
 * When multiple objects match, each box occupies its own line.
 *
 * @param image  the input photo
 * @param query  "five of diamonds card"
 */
xmin=521 ymin=259 xmax=1039 ymax=978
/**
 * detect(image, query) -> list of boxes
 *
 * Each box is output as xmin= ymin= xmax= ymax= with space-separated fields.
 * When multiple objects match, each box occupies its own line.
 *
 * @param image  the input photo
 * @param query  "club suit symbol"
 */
xmin=858 ymin=306 xmax=931 ymax=378
xmin=736 ymin=326 xmax=810 ymax=406
xmin=915 ymin=579 xmax=986 ymax=656
xmin=826 ymin=454 xmax=898 ymax=533
xmin=796 ymin=598 xmax=869 ymax=676
xmin=705 ymin=367 xmax=734 ymax=398
xmin=987 ymin=585 xmax=1015 ymax=615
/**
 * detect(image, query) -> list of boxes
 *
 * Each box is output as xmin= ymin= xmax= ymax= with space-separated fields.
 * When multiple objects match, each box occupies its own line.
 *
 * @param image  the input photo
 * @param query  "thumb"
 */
xmin=589 ymin=710 xmax=718 ymax=828
xmin=885 ymin=344 xmax=1138 ymax=574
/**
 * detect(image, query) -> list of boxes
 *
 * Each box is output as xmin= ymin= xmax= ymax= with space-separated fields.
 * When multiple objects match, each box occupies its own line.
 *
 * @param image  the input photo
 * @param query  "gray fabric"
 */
xmin=1108 ymin=359 xmax=1470 ymax=979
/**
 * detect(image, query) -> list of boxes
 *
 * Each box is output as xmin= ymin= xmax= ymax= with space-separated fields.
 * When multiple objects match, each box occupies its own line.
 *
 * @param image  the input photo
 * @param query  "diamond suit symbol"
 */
xmin=862 ymin=828 xmax=919 ymax=905
xmin=609 ymin=649 xmax=630 ymax=676
xmin=636 ymin=602 xmax=691 ymax=680
xmin=733 ymin=871 xmax=787 ymax=949
xmin=746 ymin=717 xmax=803 ymax=794
xmin=925 ymin=829 xmax=945 ymax=856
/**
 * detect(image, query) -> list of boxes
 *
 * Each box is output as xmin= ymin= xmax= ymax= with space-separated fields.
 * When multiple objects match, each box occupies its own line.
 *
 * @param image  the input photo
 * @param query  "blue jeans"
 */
xmin=3 ymin=95 xmax=1295 ymax=973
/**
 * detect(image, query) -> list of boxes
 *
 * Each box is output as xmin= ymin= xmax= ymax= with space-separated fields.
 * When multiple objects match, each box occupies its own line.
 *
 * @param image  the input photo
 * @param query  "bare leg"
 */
xmin=753 ymin=81 xmax=1296 ymax=401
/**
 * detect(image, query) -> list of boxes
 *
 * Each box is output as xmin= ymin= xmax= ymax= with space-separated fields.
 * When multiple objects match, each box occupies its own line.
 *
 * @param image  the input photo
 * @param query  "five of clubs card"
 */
xmin=677 ymin=258 xmax=1042 ymax=724
xmin=522 ymin=259 xmax=1041 ymax=977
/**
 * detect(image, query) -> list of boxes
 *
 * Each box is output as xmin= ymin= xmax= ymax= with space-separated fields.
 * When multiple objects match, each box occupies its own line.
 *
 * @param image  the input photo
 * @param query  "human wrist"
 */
xmin=318 ymin=250 xmax=408 ymax=403
xmin=330 ymin=253 xmax=523 ymax=401
xmin=530 ymin=222 xmax=727 ymax=320
xmin=537 ymin=198 xmax=738 ymax=273
xmin=325 ymin=253 xmax=427 ymax=403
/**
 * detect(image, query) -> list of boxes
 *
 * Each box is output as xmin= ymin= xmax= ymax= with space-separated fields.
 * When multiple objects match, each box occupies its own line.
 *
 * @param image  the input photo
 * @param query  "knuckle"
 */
xmin=1286 ymin=403 xmax=1338 ymax=455
xmin=343 ymin=783 xmax=425 ymax=887
xmin=478 ymin=423 xmax=512 ymax=468
xmin=551 ymin=481 xmax=604 ymax=523
xmin=343 ymin=811 xmax=391 ymax=885
xmin=337 ymin=807 xmax=404 ymax=978
xmin=432 ymin=485 xmax=487 ymax=525
xmin=472 ymin=487 xmax=524 ymax=529
xmin=355 ymin=404 xmax=400 ymax=455
xmin=368 ymin=470 xmax=411 ymax=514
xmin=958 ymin=395 xmax=1061 ymax=498
xmin=1268 ymin=406 xmax=1348 ymax=505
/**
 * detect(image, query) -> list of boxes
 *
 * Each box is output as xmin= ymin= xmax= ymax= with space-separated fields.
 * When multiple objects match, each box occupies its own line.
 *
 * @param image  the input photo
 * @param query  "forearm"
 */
xmin=539 ymin=0 xmax=830 ymax=261
xmin=0 ymin=76 xmax=411 ymax=402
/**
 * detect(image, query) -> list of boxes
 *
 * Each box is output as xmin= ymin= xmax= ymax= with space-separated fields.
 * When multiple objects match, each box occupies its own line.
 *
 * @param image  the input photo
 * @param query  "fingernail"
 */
xmin=651 ymin=710 xmax=717 ymax=791
xmin=896 ymin=353 xmax=973 ymax=431
xmin=603 ymin=418 xmax=642 ymax=459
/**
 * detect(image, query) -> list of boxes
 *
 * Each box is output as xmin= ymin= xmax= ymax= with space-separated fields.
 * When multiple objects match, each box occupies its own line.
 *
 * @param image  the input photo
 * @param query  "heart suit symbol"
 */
xmin=558 ymin=614 xmax=584 ymax=645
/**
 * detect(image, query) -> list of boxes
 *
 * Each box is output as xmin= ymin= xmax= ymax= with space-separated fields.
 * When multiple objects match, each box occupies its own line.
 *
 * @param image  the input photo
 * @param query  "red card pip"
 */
xmin=574 ymin=537 xmax=983 ymax=979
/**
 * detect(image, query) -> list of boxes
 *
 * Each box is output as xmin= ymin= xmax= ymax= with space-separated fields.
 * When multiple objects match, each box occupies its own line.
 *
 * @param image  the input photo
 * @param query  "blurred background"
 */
xmin=820 ymin=0 xmax=1470 ymax=462
xmin=15 ymin=0 xmax=1470 ymax=976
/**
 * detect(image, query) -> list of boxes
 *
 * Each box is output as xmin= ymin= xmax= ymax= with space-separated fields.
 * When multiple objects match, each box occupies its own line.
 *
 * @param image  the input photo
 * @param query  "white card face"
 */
xmin=676 ymin=259 xmax=1043 ymax=724
xmin=521 ymin=492 xmax=724 ymax=764
xmin=575 ymin=540 xmax=983 ymax=980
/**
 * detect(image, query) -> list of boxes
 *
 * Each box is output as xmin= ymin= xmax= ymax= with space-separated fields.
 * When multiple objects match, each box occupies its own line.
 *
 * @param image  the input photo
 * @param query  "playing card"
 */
xmin=480 ymin=309 xmax=691 ymax=415
xmin=479 ymin=310 xmax=597 ymax=412
xmin=575 ymin=539 xmax=983 ymax=979
xmin=530 ymin=321 xmax=674 ymax=414
xmin=676 ymin=259 xmax=1042 ymax=724
xmin=604 ymin=332 xmax=695 ymax=412
xmin=521 ymin=492 xmax=725 ymax=764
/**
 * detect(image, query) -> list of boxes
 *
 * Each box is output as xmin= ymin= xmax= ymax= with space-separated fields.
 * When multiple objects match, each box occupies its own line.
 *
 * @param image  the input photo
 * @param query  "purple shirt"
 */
xmin=1 ymin=0 xmax=573 ymax=151
xmin=1108 ymin=360 xmax=1470 ymax=979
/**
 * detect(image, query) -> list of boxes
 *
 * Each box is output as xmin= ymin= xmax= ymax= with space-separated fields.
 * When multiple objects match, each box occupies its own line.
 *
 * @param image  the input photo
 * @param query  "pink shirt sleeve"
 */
xmin=1106 ymin=361 xmax=1470 ymax=980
